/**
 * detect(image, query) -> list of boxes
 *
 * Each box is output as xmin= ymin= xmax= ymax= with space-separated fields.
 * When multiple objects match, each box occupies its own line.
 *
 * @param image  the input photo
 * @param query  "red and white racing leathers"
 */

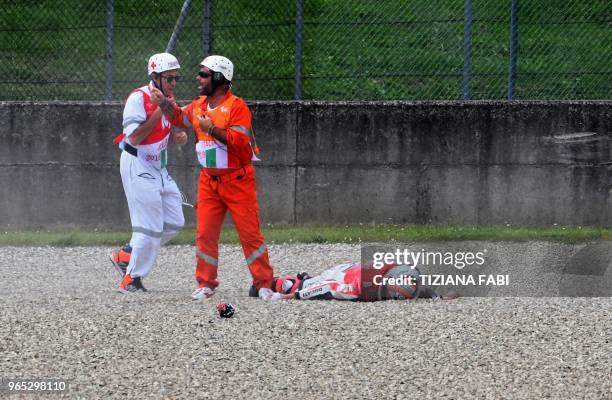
xmin=295 ymin=263 xmax=363 ymax=300
xmin=293 ymin=263 xmax=427 ymax=301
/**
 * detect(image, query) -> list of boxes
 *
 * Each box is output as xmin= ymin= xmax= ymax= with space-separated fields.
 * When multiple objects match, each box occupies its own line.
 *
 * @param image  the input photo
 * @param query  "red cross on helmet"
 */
xmin=148 ymin=53 xmax=180 ymax=76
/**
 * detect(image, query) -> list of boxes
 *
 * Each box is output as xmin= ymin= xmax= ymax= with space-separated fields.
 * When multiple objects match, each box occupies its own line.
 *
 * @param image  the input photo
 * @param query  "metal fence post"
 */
xmin=105 ymin=0 xmax=114 ymax=100
xmin=462 ymin=0 xmax=472 ymax=100
xmin=202 ymin=0 xmax=213 ymax=57
xmin=294 ymin=0 xmax=304 ymax=100
xmin=166 ymin=0 xmax=193 ymax=54
xmin=508 ymin=0 xmax=519 ymax=100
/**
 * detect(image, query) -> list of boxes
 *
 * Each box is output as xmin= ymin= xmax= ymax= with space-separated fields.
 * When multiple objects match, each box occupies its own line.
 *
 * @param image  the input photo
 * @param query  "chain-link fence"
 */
xmin=2 ymin=0 xmax=611 ymax=101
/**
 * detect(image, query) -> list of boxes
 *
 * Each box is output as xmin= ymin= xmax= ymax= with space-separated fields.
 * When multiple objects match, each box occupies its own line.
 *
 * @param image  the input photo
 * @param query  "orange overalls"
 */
xmin=179 ymin=91 xmax=273 ymax=291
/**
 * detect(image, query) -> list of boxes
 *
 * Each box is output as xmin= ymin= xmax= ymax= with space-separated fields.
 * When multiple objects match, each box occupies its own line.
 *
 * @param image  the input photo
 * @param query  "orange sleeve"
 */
xmin=172 ymin=101 xmax=194 ymax=128
xmin=169 ymin=104 xmax=185 ymax=127
xmin=226 ymin=98 xmax=253 ymax=165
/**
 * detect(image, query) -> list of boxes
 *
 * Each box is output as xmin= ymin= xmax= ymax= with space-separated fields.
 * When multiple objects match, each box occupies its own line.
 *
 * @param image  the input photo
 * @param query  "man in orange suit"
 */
xmin=160 ymin=55 xmax=275 ymax=301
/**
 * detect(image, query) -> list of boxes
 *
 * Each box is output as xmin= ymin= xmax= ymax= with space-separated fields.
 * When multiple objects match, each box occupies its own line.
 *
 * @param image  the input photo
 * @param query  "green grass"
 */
xmin=1 ymin=0 xmax=611 ymax=101
xmin=0 ymin=225 xmax=610 ymax=247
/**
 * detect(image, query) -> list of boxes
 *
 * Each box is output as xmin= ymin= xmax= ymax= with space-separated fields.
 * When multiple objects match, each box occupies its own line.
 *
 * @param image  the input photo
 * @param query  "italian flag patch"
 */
xmin=206 ymin=148 xmax=216 ymax=168
xmin=161 ymin=149 xmax=167 ymax=169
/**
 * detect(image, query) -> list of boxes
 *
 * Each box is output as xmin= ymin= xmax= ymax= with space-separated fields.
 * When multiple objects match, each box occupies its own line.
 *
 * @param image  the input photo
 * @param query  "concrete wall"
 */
xmin=1 ymin=101 xmax=610 ymax=229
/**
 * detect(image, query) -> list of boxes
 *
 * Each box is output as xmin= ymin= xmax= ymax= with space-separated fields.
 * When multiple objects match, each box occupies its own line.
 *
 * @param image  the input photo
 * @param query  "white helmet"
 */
xmin=200 ymin=55 xmax=233 ymax=82
xmin=377 ymin=265 xmax=420 ymax=300
xmin=148 ymin=53 xmax=180 ymax=76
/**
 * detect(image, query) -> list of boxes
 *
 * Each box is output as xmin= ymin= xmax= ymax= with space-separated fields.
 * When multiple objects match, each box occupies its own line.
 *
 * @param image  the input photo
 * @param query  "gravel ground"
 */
xmin=0 ymin=244 xmax=610 ymax=399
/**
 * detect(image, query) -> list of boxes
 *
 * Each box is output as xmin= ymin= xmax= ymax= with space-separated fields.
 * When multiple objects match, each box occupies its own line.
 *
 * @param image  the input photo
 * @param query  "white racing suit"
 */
xmin=295 ymin=263 xmax=362 ymax=300
xmin=117 ymin=83 xmax=184 ymax=279
xmin=290 ymin=263 xmax=440 ymax=301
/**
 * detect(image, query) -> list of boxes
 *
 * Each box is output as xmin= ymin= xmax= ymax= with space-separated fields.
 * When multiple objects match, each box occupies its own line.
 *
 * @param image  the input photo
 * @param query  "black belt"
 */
xmin=123 ymin=142 xmax=138 ymax=157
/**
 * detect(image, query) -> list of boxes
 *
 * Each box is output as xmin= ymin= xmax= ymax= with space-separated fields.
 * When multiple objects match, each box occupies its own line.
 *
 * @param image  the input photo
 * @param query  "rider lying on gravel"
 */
xmin=261 ymin=262 xmax=460 ymax=301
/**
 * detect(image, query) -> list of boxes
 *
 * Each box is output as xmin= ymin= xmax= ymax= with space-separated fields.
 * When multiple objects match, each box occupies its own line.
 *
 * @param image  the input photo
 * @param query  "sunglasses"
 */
xmin=162 ymin=75 xmax=181 ymax=82
xmin=198 ymin=71 xmax=212 ymax=79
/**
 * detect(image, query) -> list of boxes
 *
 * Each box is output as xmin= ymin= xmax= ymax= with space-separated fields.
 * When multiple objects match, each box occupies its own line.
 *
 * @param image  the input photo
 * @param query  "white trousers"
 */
xmin=120 ymin=151 xmax=185 ymax=278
